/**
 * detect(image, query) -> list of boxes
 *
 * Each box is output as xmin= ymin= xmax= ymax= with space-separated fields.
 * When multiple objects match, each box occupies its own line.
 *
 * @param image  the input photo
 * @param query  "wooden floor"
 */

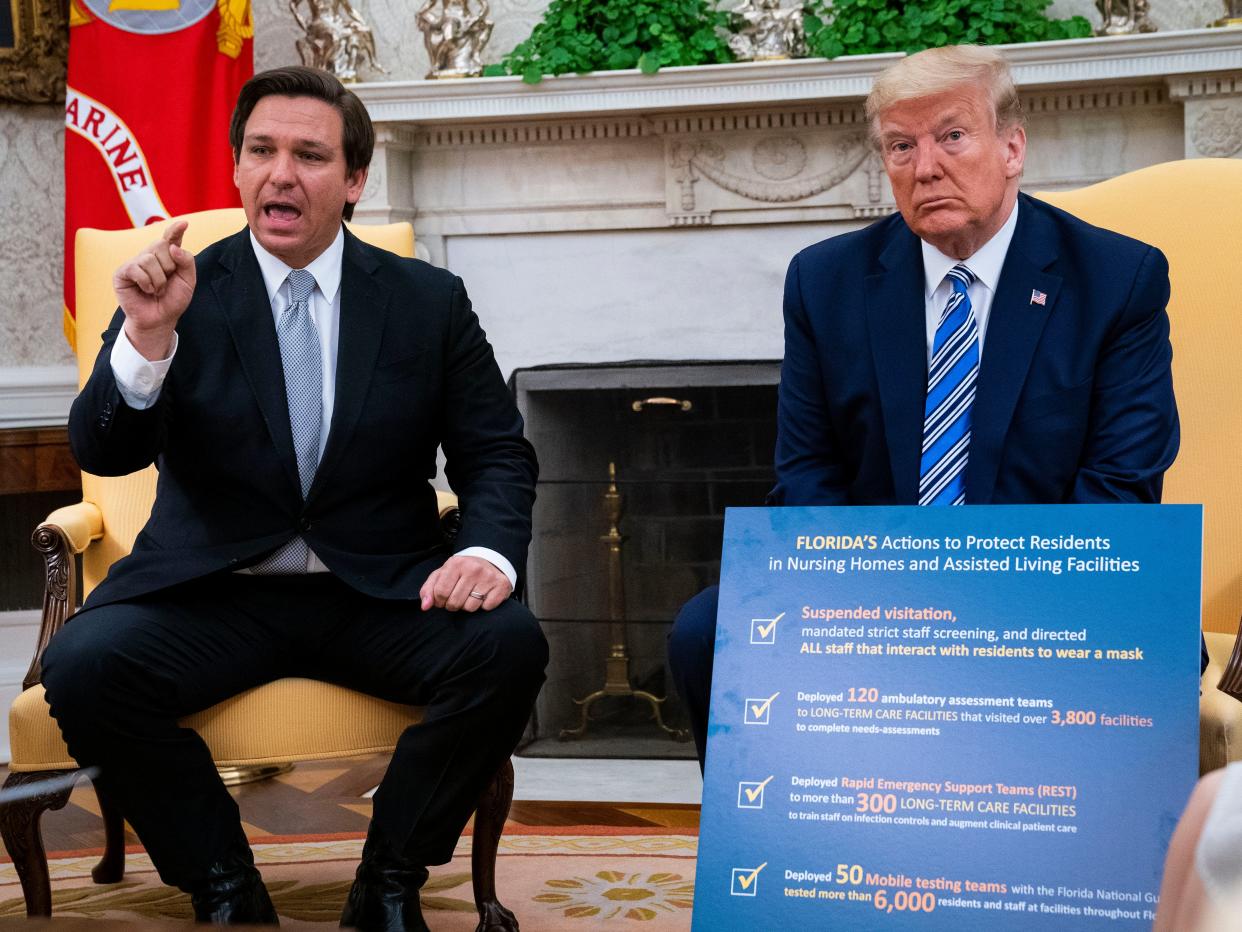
xmin=4 ymin=756 xmax=700 ymax=856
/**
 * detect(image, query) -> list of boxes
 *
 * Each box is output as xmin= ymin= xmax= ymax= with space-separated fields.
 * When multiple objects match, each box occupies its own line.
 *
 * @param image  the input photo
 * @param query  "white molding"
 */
xmin=0 ymin=610 xmax=41 ymax=630
xmin=354 ymin=30 xmax=1242 ymax=125
xmin=374 ymin=125 xmax=420 ymax=149
xmin=0 ymin=365 xmax=77 ymax=429
xmin=1168 ymin=72 xmax=1242 ymax=99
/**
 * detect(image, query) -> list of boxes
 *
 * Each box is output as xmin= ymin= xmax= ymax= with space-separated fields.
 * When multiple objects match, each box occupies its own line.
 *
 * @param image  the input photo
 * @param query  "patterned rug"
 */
xmin=0 ymin=828 xmax=697 ymax=929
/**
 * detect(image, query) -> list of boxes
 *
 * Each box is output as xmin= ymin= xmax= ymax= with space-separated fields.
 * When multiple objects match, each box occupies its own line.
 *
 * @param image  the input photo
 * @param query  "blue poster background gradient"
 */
xmin=693 ymin=505 xmax=1201 ymax=931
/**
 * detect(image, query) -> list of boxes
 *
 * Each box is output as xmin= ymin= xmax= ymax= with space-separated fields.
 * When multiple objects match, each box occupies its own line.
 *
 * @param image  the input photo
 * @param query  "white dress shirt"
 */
xmin=920 ymin=199 xmax=1019 ymax=364
xmin=109 ymin=227 xmax=516 ymax=587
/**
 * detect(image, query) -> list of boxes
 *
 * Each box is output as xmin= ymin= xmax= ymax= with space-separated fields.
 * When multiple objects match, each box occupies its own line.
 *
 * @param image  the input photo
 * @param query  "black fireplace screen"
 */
xmin=513 ymin=363 xmax=779 ymax=747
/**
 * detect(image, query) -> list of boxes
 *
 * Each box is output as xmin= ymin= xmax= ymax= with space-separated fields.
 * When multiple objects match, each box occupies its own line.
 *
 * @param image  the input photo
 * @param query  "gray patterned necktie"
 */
xmin=251 ymin=268 xmax=322 ymax=574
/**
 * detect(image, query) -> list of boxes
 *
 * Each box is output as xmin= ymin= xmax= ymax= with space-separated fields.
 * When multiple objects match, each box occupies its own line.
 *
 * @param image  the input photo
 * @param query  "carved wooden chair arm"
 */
xmin=1218 ymin=619 xmax=1242 ymax=702
xmin=28 ymin=502 xmax=104 ymax=691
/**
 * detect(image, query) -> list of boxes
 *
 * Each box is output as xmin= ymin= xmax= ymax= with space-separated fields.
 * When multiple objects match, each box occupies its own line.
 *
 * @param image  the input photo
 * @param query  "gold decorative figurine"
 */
xmin=1095 ymin=0 xmax=1156 ymax=35
xmin=416 ymin=0 xmax=494 ymax=79
xmin=289 ymin=0 xmax=384 ymax=82
xmin=727 ymin=0 xmax=806 ymax=62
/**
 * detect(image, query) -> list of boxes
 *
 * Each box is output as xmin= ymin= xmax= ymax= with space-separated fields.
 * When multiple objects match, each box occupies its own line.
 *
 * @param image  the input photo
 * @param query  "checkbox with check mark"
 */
xmin=744 ymin=692 xmax=779 ymax=725
xmin=737 ymin=775 xmax=774 ymax=809
xmin=730 ymin=862 xmax=768 ymax=897
xmin=749 ymin=612 xmax=784 ymax=645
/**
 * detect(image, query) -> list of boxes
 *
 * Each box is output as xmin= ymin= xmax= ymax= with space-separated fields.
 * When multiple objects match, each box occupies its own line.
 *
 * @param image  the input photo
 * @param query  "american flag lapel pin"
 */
xmin=1030 ymin=289 xmax=1047 ymax=306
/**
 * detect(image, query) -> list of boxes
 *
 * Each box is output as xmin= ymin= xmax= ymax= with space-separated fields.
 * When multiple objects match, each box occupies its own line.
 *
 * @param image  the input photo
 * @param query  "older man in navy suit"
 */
xmin=668 ymin=44 xmax=1181 ymax=770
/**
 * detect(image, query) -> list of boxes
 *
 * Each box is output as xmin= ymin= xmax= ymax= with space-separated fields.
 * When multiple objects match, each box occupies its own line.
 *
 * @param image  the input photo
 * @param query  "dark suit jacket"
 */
xmin=768 ymin=192 xmax=1179 ymax=507
xmin=69 ymin=227 xmax=538 ymax=609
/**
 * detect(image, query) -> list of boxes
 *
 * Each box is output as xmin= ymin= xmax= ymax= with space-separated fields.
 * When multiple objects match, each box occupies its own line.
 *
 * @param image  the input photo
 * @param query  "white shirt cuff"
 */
xmin=457 ymin=546 xmax=518 ymax=591
xmin=110 ymin=326 xmax=177 ymax=410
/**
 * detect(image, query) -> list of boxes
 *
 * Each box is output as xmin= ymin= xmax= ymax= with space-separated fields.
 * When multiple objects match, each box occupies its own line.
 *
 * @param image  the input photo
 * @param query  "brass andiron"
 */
xmin=560 ymin=463 xmax=688 ymax=741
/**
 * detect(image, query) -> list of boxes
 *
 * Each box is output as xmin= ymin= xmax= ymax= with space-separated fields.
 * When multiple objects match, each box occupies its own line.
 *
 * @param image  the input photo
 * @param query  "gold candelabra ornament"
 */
xmin=726 ymin=0 xmax=806 ymax=61
xmin=1094 ymin=0 xmax=1155 ymax=34
xmin=560 ymin=463 xmax=688 ymax=741
xmin=289 ymin=0 xmax=385 ymax=82
xmin=1216 ymin=0 xmax=1242 ymax=27
xmin=416 ymin=0 xmax=494 ymax=79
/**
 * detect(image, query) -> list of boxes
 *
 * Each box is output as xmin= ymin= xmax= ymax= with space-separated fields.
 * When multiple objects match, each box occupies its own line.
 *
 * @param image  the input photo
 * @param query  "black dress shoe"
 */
xmin=340 ymin=833 xmax=430 ymax=932
xmin=189 ymin=848 xmax=279 ymax=925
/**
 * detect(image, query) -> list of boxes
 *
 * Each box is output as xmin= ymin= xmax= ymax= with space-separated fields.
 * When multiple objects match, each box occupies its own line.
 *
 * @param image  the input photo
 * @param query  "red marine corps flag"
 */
xmin=63 ymin=0 xmax=253 ymax=347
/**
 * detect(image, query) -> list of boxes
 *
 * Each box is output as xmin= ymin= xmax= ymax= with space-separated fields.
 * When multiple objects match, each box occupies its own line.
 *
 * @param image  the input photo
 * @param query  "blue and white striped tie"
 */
xmin=918 ymin=263 xmax=979 ymax=507
xmin=251 ymin=268 xmax=322 ymax=574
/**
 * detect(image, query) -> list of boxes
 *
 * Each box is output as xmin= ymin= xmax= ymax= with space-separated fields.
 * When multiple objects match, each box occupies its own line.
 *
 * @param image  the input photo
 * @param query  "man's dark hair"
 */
xmin=229 ymin=66 xmax=374 ymax=220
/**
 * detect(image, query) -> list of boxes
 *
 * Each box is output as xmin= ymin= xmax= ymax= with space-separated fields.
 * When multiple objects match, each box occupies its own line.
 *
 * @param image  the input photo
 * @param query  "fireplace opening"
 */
xmin=513 ymin=362 xmax=779 ymax=757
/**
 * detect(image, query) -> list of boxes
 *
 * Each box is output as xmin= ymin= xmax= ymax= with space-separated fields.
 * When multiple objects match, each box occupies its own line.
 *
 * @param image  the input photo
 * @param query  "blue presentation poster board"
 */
xmin=694 ymin=505 xmax=1201 ymax=931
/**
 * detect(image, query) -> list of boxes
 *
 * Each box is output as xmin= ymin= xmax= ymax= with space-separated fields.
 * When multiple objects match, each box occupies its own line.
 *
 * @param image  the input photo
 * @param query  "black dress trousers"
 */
xmin=41 ymin=567 xmax=547 ymax=890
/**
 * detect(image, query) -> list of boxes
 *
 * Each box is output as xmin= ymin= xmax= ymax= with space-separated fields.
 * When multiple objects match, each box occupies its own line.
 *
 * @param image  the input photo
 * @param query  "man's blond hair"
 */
xmin=865 ymin=45 xmax=1024 ymax=148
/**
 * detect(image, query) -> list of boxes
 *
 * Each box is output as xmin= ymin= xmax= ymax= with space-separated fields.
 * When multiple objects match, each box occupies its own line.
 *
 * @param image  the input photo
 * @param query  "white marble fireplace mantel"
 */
xmin=351 ymin=30 xmax=1240 ymax=378
xmin=355 ymin=30 xmax=1241 ymax=124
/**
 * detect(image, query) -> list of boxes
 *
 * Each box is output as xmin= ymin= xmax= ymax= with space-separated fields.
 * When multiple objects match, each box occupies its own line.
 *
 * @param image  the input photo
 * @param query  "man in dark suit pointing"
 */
xmin=669 ymin=44 xmax=1181 ymax=770
xmin=43 ymin=66 xmax=546 ymax=930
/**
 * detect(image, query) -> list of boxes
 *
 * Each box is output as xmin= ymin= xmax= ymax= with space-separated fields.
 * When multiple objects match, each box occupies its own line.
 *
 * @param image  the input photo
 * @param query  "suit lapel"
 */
xmin=310 ymin=230 xmax=391 ymax=497
xmin=967 ymin=195 xmax=1062 ymax=503
xmin=213 ymin=231 xmax=302 ymax=495
xmin=866 ymin=225 xmax=928 ymax=504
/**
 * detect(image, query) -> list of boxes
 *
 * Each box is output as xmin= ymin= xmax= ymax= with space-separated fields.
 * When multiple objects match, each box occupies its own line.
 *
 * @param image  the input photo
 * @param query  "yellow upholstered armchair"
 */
xmin=1037 ymin=159 xmax=1242 ymax=774
xmin=1 ymin=209 xmax=518 ymax=932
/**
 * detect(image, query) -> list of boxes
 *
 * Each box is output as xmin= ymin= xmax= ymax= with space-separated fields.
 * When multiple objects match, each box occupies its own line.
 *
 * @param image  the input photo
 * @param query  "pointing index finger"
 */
xmin=163 ymin=220 xmax=189 ymax=249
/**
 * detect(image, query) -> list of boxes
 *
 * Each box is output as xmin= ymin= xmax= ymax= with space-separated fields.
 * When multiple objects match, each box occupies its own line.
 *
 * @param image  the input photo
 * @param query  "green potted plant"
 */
xmin=802 ymin=0 xmax=1092 ymax=59
xmin=489 ymin=0 xmax=1094 ymax=84
xmin=487 ymin=0 xmax=734 ymax=83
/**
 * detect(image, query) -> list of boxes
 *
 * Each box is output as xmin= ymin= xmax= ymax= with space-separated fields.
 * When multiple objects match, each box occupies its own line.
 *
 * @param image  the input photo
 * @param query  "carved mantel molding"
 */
xmin=353 ymin=30 xmax=1242 ymax=125
xmin=1168 ymin=72 xmax=1242 ymax=158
